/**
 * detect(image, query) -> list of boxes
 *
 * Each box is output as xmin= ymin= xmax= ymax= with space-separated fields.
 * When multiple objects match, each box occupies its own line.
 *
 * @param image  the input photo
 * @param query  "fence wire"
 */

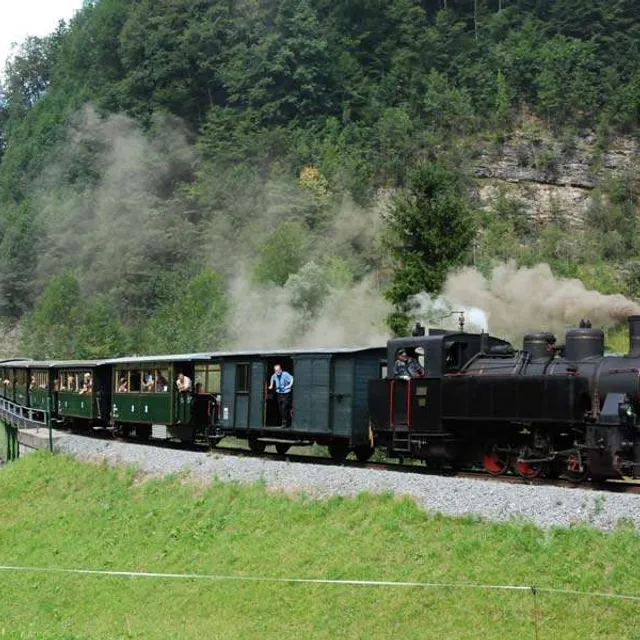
xmin=2 ymin=564 xmax=638 ymax=638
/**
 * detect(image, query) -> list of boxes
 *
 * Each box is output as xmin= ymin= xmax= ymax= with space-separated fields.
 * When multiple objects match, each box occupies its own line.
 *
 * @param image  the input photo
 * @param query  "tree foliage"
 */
xmin=0 ymin=0 xmax=639 ymax=346
xmin=385 ymin=161 xmax=476 ymax=334
xmin=143 ymin=268 xmax=228 ymax=354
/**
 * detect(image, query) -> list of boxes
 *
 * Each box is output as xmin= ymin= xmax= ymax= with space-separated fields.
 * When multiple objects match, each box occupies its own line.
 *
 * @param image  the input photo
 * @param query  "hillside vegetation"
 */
xmin=0 ymin=0 xmax=639 ymax=355
xmin=1 ymin=454 xmax=640 ymax=638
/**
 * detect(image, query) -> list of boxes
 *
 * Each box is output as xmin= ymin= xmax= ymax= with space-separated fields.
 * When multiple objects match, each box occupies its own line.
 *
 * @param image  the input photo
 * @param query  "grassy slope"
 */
xmin=0 ymin=454 xmax=640 ymax=639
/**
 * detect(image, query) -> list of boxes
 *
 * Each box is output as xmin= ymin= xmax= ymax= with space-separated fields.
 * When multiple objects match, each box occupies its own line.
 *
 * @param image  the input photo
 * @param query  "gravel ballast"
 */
xmin=56 ymin=435 xmax=640 ymax=532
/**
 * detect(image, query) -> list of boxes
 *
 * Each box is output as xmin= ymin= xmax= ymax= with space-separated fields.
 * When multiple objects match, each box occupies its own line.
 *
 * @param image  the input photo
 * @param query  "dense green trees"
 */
xmin=0 ymin=0 xmax=639 ymax=354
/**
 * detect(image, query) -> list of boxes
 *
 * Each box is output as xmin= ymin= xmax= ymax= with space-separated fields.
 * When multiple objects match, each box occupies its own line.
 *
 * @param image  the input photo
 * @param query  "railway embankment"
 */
xmin=55 ymin=434 xmax=640 ymax=532
xmin=1 ymin=452 xmax=640 ymax=638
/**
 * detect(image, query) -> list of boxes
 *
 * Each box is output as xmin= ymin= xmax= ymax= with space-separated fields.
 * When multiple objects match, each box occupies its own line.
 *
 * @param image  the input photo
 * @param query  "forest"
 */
xmin=0 ymin=0 xmax=638 ymax=357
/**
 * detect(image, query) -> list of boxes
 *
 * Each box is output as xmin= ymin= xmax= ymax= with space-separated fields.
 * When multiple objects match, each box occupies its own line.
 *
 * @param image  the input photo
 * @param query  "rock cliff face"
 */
xmin=474 ymin=130 xmax=639 ymax=224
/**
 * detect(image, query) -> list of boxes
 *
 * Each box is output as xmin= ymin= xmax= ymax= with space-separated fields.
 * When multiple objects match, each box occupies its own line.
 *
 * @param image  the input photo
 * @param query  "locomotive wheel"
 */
xmin=354 ymin=445 xmax=374 ymax=463
xmin=563 ymin=453 xmax=587 ymax=483
xmin=248 ymin=437 xmax=266 ymax=454
xmin=328 ymin=441 xmax=349 ymax=462
xmin=275 ymin=443 xmax=291 ymax=455
xmin=482 ymin=448 xmax=509 ymax=476
xmin=514 ymin=460 xmax=544 ymax=479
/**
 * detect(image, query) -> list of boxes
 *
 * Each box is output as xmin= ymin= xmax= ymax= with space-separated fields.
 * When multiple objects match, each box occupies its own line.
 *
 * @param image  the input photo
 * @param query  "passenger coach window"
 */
xmin=142 ymin=369 xmax=155 ymax=392
xmin=32 ymin=371 xmax=48 ymax=389
xmin=195 ymin=364 xmax=221 ymax=394
xmin=153 ymin=369 xmax=170 ymax=393
xmin=236 ymin=364 xmax=249 ymax=393
xmin=60 ymin=371 xmax=78 ymax=391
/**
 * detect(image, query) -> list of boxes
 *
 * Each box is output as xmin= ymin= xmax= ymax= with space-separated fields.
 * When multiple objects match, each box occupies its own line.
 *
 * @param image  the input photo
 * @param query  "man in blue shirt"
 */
xmin=268 ymin=364 xmax=294 ymax=428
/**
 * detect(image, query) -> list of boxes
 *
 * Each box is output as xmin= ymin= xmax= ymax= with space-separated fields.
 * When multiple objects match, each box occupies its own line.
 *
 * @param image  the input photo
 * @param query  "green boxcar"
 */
xmin=216 ymin=347 xmax=386 ymax=456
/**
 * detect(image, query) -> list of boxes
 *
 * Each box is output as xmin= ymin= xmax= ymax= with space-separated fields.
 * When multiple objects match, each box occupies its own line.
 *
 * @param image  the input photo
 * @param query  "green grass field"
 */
xmin=1 ymin=453 xmax=640 ymax=639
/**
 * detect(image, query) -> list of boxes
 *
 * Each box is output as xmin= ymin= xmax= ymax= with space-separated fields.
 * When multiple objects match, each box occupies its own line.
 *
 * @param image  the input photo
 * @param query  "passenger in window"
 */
xmin=118 ymin=377 xmax=128 ymax=393
xmin=268 ymin=364 xmax=294 ymax=428
xmin=393 ymin=349 xmax=425 ymax=379
xmin=79 ymin=373 xmax=93 ymax=395
xmin=67 ymin=375 xmax=76 ymax=392
xmin=142 ymin=374 xmax=154 ymax=392
xmin=29 ymin=376 xmax=36 ymax=390
xmin=53 ymin=378 xmax=60 ymax=392
xmin=176 ymin=373 xmax=192 ymax=393
xmin=155 ymin=373 xmax=168 ymax=392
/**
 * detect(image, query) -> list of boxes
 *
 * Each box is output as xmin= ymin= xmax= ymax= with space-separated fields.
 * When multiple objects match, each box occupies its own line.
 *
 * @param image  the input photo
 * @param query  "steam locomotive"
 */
xmin=369 ymin=315 xmax=640 ymax=480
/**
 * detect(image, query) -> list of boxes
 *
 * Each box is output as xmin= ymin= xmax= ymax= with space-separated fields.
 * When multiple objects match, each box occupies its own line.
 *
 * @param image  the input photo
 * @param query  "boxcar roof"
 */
xmin=103 ymin=346 xmax=385 ymax=364
xmin=102 ymin=353 xmax=215 ymax=365
xmin=207 ymin=346 xmax=385 ymax=358
xmin=1 ymin=359 xmax=106 ymax=368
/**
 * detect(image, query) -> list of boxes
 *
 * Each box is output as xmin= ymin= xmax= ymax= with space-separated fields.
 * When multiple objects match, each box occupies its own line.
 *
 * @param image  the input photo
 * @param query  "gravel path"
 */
xmin=56 ymin=435 xmax=640 ymax=532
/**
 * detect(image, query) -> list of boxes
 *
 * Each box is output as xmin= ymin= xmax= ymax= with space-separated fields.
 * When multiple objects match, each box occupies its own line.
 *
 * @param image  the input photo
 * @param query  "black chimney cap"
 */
xmin=412 ymin=322 xmax=425 ymax=337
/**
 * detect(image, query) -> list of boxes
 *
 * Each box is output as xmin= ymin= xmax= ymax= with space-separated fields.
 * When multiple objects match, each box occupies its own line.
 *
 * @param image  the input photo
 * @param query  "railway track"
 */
xmin=77 ymin=426 xmax=640 ymax=495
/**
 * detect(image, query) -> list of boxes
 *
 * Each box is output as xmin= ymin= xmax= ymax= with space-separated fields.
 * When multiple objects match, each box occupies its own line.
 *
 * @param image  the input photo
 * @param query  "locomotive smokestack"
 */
xmin=629 ymin=315 xmax=640 ymax=356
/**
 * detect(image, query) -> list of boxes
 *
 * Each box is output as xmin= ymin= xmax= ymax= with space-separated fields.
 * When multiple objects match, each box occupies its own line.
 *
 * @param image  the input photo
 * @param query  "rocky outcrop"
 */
xmin=474 ymin=129 xmax=639 ymax=224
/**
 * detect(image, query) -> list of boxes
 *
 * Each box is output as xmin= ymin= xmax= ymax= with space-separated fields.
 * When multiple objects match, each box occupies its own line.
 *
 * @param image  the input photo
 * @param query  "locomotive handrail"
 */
xmin=459 ymin=350 xmax=522 ymax=372
xmin=446 ymin=370 xmax=589 ymax=378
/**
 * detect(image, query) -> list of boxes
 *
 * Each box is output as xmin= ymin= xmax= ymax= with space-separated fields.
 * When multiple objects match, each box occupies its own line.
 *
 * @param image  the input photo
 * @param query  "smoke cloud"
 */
xmin=30 ymin=105 xmax=392 ymax=350
xmin=228 ymin=273 xmax=391 ymax=349
xmin=441 ymin=262 xmax=640 ymax=340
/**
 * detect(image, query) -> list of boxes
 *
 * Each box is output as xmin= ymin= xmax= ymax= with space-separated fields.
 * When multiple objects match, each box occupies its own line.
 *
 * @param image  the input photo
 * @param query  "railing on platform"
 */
xmin=0 ymin=397 xmax=53 ymax=462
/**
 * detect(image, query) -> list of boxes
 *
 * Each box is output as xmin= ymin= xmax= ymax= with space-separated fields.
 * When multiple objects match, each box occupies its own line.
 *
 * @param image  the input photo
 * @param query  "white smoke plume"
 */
xmin=441 ymin=262 xmax=640 ymax=341
xmin=407 ymin=292 xmax=489 ymax=334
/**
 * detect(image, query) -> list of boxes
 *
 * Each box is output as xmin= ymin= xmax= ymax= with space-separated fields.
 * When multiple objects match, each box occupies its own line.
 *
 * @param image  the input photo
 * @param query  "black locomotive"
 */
xmin=369 ymin=315 xmax=640 ymax=481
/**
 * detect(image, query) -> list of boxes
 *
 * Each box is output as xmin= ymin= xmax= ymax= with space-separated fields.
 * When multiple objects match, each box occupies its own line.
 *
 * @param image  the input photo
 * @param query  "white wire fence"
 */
xmin=2 ymin=565 xmax=640 ymax=639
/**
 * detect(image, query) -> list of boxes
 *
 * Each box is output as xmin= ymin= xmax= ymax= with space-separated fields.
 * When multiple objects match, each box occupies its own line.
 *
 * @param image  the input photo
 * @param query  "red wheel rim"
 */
xmin=567 ymin=455 xmax=581 ymax=473
xmin=483 ymin=453 xmax=507 ymax=475
xmin=515 ymin=461 xmax=542 ymax=478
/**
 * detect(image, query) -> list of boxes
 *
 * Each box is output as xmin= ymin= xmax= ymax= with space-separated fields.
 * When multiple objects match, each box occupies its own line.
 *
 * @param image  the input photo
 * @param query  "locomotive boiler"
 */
xmin=368 ymin=316 xmax=640 ymax=481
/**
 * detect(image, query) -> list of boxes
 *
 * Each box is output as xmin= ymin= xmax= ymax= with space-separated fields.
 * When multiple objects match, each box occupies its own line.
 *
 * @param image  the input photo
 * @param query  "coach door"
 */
xmin=234 ymin=362 xmax=251 ymax=428
xmin=249 ymin=361 xmax=264 ymax=429
xmin=262 ymin=357 xmax=294 ymax=428
xmin=331 ymin=358 xmax=353 ymax=437
xmin=293 ymin=356 xmax=330 ymax=433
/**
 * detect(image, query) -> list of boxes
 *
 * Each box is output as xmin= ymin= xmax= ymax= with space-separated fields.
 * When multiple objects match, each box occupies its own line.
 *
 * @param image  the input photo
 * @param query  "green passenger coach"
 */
xmin=103 ymin=354 xmax=217 ymax=441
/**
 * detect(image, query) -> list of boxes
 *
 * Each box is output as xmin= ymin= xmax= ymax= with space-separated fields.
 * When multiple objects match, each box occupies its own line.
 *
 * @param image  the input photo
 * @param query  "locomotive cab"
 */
xmin=370 ymin=329 xmax=513 ymax=463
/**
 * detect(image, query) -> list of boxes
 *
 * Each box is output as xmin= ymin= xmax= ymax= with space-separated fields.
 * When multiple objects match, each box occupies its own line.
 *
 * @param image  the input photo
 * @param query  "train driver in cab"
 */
xmin=393 ymin=349 xmax=424 ymax=379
